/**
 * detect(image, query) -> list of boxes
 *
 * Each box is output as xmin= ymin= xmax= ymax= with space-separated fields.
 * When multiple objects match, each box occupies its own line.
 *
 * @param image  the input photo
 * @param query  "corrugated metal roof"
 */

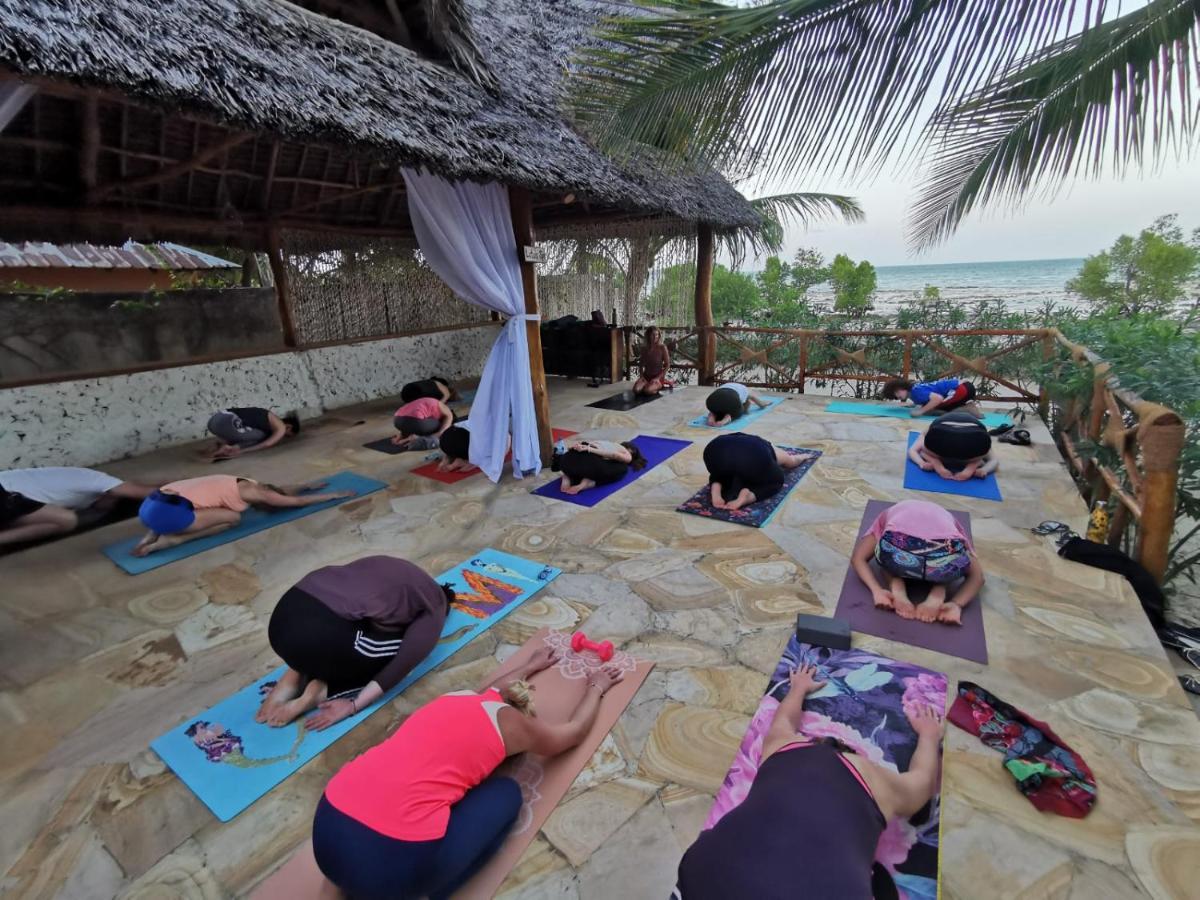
xmin=0 ymin=240 xmax=239 ymax=270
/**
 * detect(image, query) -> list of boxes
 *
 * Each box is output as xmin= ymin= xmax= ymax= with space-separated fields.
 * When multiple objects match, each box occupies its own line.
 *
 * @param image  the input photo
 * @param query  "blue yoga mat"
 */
xmin=825 ymin=400 xmax=1010 ymax=428
xmin=102 ymin=471 xmax=387 ymax=574
xmin=688 ymin=396 xmax=786 ymax=429
xmin=534 ymin=435 xmax=691 ymax=507
xmin=151 ymin=549 xmax=560 ymax=821
xmin=904 ymin=432 xmax=1002 ymax=501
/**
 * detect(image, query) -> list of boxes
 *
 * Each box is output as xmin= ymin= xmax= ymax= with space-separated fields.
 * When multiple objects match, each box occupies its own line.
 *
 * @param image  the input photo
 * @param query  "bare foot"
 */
xmin=256 ymin=670 xmax=303 ymax=723
xmin=893 ymin=595 xmax=917 ymax=619
xmin=131 ymin=533 xmax=159 ymax=557
xmin=914 ymin=598 xmax=942 ymax=623
xmin=937 ymin=603 xmax=963 ymax=625
xmin=266 ymin=678 xmax=326 ymax=727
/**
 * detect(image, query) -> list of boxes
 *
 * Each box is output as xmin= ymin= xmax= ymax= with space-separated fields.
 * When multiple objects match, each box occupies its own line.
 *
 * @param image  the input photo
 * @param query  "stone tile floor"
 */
xmin=2 ymin=379 xmax=1199 ymax=899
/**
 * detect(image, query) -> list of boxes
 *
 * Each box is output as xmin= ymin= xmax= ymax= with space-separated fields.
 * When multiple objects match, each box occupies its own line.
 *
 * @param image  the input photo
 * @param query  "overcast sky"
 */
xmin=759 ymin=155 xmax=1196 ymax=268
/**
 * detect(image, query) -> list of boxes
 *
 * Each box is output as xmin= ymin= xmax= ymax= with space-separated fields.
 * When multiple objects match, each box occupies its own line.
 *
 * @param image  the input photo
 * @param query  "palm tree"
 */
xmin=568 ymin=0 xmax=1200 ymax=250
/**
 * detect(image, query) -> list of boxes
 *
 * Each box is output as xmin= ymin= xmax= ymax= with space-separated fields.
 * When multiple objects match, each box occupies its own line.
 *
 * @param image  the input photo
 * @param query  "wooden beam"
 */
xmin=694 ymin=223 xmax=716 ymax=385
xmin=509 ymin=185 xmax=554 ymax=462
xmin=78 ymin=96 xmax=100 ymax=191
xmin=284 ymin=176 xmax=404 ymax=217
xmin=266 ymin=228 xmax=298 ymax=348
xmin=88 ymin=130 xmax=251 ymax=202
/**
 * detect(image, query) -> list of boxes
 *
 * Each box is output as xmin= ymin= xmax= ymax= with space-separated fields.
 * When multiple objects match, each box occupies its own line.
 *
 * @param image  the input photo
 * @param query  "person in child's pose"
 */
xmin=132 ymin=474 xmax=355 ymax=557
xmin=557 ymin=439 xmax=646 ymax=495
xmin=633 ymin=326 xmax=670 ymax=396
xmin=851 ymin=499 xmax=985 ymax=624
xmin=390 ymin=397 xmax=455 ymax=450
xmin=909 ymin=411 xmax=998 ymax=481
xmin=311 ymin=646 xmax=625 ymax=900
xmin=703 ymin=433 xmax=815 ymax=512
xmin=437 ymin=422 xmax=475 ymax=473
xmin=400 ymin=376 xmax=455 ymax=404
xmin=674 ymin=664 xmax=944 ymax=900
xmin=258 ymin=556 xmax=453 ymax=730
xmin=882 ymin=376 xmax=983 ymax=418
xmin=207 ymin=407 xmax=301 ymax=460
xmin=704 ymin=382 xmax=769 ymax=426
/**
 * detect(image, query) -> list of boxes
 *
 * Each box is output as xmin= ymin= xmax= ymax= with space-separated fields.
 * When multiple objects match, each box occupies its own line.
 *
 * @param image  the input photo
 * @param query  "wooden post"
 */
xmin=1137 ymin=410 xmax=1185 ymax=583
xmin=266 ymin=228 xmax=298 ymax=348
xmin=508 ymin=186 xmax=554 ymax=462
xmin=695 ymin=224 xmax=716 ymax=385
xmin=1038 ymin=331 xmax=1053 ymax=421
xmin=797 ymin=332 xmax=808 ymax=394
xmin=79 ymin=96 xmax=99 ymax=192
xmin=902 ymin=332 xmax=913 ymax=380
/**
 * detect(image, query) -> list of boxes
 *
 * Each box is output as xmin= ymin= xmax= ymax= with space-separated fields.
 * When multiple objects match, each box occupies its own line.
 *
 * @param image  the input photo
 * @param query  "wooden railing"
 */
xmin=631 ymin=325 xmax=1051 ymax=404
xmin=623 ymin=324 xmax=1184 ymax=582
xmin=1049 ymin=332 xmax=1185 ymax=583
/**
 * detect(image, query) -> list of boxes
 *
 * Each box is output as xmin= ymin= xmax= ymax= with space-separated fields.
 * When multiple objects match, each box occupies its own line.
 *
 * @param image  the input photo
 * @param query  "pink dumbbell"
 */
xmin=570 ymin=631 xmax=614 ymax=662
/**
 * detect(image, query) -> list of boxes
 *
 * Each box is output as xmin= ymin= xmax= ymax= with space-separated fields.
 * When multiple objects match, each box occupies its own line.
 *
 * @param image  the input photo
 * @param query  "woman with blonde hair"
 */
xmin=312 ymin=645 xmax=624 ymax=899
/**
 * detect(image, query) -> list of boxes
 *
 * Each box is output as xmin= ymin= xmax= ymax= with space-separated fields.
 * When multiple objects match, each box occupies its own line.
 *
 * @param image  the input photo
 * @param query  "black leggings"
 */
xmin=559 ymin=450 xmax=629 ymax=486
xmin=703 ymin=433 xmax=784 ymax=503
xmin=313 ymin=780 xmax=522 ymax=900
xmin=394 ymin=415 xmax=440 ymax=437
xmin=924 ymin=411 xmax=991 ymax=464
xmin=267 ymin=588 xmax=400 ymax=698
xmin=706 ymin=387 xmax=744 ymax=421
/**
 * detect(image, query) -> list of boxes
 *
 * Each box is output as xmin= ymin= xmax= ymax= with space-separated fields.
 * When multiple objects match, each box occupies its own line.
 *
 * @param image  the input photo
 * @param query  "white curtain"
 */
xmin=0 ymin=82 xmax=35 ymax=134
xmin=402 ymin=168 xmax=541 ymax=482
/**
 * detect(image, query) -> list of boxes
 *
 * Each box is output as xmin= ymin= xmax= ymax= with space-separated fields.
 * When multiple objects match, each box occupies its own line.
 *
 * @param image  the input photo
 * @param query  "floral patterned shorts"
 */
xmin=875 ymin=531 xmax=971 ymax=584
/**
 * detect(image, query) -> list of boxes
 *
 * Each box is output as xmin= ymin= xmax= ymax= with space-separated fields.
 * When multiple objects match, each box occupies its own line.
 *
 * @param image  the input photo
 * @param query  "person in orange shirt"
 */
xmin=132 ymin=474 xmax=355 ymax=557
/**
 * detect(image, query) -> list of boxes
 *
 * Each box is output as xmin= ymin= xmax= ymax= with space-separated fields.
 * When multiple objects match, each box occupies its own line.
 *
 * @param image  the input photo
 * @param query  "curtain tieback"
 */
xmin=504 ymin=313 xmax=541 ymax=342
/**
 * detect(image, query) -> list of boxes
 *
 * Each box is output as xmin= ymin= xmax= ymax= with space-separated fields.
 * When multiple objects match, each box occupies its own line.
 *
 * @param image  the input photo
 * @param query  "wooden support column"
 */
xmin=508 ymin=186 xmax=554 ymax=462
xmin=1137 ymin=409 xmax=1185 ymax=583
xmin=79 ymin=96 xmax=99 ymax=192
xmin=695 ymin=223 xmax=716 ymax=385
xmin=1038 ymin=330 xmax=1053 ymax=421
xmin=266 ymin=228 xmax=298 ymax=348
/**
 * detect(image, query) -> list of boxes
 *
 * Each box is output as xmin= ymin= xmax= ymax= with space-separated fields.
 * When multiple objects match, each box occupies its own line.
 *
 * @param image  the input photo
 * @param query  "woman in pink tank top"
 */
xmin=312 ymin=645 xmax=624 ymax=899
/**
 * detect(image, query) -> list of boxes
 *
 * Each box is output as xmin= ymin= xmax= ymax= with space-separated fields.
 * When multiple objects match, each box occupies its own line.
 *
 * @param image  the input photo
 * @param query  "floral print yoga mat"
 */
xmin=705 ymin=637 xmax=948 ymax=900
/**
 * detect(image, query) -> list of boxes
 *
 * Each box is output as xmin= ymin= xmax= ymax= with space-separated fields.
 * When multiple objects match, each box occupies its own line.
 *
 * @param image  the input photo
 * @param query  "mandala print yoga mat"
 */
xmin=151 ymin=550 xmax=560 ymax=821
xmin=706 ymin=637 xmax=948 ymax=900
xmin=676 ymin=447 xmax=821 ymax=527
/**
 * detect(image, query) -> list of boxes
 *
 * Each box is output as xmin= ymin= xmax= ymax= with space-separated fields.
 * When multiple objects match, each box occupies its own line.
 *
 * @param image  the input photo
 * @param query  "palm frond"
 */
xmin=720 ymin=191 xmax=864 ymax=266
xmin=568 ymin=0 xmax=1099 ymax=182
xmin=909 ymin=0 xmax=1200 ymax=251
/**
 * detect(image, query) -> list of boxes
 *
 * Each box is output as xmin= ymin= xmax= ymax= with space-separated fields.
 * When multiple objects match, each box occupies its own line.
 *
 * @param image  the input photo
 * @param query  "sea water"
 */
xmin=805 ymin=257 xmax=1086 ymax=312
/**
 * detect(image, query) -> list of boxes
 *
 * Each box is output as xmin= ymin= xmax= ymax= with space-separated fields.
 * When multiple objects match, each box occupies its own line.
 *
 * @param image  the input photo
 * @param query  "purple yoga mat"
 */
xmin=834 ymin=499 xmax=988 ymax=664
xmin=532 ymin=435 xmax=691 ymax=507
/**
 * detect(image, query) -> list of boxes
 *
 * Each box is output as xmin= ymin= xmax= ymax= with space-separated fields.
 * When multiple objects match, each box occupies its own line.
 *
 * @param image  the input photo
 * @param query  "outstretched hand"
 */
xmin=906 ymin=703 xmax=945 ymax=739
xmin=307 ymin=697 xmax=357 ymax=732
xmin=589 ymin=664 xmax=625 ymax=694
xmin=527 ymin=645 xmax=560 ymax=674
xmin=789 ymin=663 xmax=826 ymax=696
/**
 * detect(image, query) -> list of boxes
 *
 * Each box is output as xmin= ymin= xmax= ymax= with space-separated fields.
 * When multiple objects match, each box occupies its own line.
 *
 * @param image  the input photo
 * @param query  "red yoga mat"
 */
xmin=413 ymin=429 xmax=577 ymax=484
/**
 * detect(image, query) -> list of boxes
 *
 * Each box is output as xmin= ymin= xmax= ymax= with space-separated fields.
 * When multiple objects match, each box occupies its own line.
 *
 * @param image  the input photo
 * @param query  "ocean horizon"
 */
xmin=798 ymin=256 xmax=1086 ymax=312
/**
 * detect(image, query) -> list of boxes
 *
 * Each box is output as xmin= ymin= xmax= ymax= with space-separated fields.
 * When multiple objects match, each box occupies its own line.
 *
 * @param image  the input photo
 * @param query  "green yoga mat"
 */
xmin=824 ymin=400 xmax=1011 ymax=428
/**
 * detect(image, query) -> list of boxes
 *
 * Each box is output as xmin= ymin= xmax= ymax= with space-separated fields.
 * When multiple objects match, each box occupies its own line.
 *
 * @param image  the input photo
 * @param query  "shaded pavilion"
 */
xmin=0 ymin=0 xmax=757 ymax=455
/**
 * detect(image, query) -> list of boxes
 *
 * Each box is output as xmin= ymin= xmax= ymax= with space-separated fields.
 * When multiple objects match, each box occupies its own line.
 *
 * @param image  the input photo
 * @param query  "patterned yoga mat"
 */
xmin=705 ymin=636 xmax=948 ymax=900
xmin=151 ymin=550 xmax=560 ymax=821
xmin=676 ymin=447 xmax=821 ymax=527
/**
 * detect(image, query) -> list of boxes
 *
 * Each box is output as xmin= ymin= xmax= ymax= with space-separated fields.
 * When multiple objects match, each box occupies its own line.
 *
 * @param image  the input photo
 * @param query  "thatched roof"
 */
xmin=0 ymin=0 xmax=757 ymax=234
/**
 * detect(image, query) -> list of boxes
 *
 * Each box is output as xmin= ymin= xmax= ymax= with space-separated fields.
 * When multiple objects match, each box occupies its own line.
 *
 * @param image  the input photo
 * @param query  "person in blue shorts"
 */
xmin=882 ymin=376 xmax=982 ymax=418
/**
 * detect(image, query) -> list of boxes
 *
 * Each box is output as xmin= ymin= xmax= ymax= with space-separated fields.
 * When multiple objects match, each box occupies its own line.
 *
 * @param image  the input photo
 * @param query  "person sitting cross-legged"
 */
xmin=132 ymin=474 xmax=354 ymax=557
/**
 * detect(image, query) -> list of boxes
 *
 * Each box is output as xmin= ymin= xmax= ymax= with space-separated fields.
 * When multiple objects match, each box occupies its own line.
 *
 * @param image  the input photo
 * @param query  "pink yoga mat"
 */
xmin=833 ymin=499 xmax=988 ymax=664
xmin=252 ymin=629 xmax=654 ymax=900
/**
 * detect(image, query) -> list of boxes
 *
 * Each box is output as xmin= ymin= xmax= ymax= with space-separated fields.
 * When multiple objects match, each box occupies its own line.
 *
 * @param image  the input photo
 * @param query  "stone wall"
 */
xmin=0 ymin=288 xmax=283 ymax=383
xmin=0 ymin=323 xmax=499 ymax=468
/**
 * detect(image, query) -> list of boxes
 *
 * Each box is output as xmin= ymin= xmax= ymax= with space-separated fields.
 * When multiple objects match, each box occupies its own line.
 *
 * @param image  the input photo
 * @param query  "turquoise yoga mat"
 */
xmin=688 ymin=396 xmax=786 ymax=429
xmin=102 ymin=471 xmax=387 ymax=574
xmin=150 ymin=549 xmax=560 ymax=821
xmin=824 ymin=400 xmax=1011 ymax=428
